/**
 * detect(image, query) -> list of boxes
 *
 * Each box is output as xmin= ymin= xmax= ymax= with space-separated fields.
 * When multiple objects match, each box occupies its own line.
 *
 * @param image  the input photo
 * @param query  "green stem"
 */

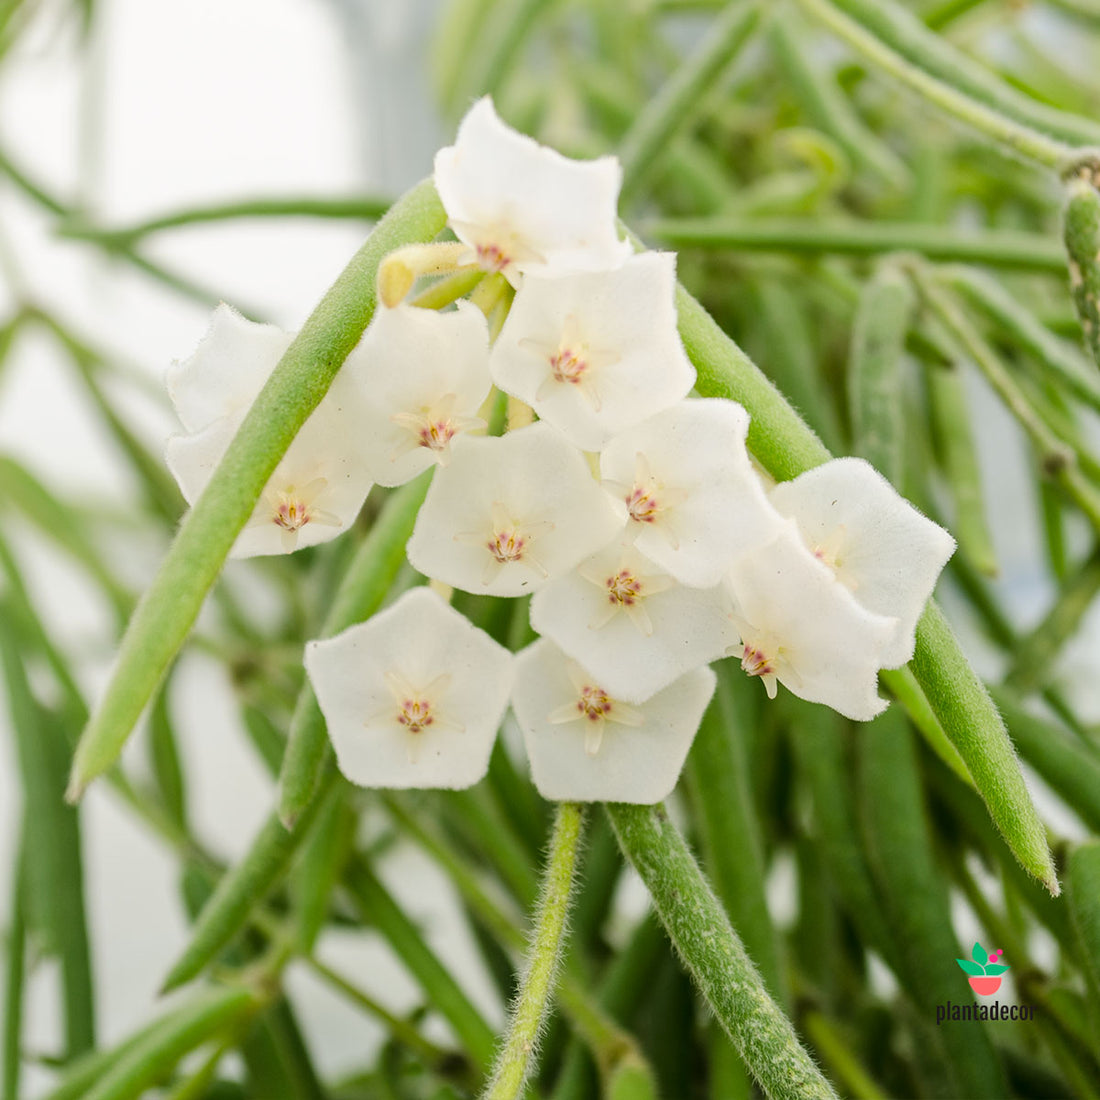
xmin=826 ymin=0 xmax=1100 ymax=147
xmin=482 ymin=802 xmax=586 ymax=1100
xmin=619 ymin=1 xmax=761 ymax=198
xmin=648 ymin=216 xmax=1067 ymax=270
xmin=58 ymin=194 xmax=391 ymax=242
xmin=800 ymin=1011 xmax=885 ymax=1100
xmin=67 ymin=179 xmax=447 ymax=800
xmin=915 ymin=269 xmax=1100 ymax=534
xmin=607 ymin=803 xmax=837 ymax=1100
xmin=794 ymin=0 xmax=1077 ymax=168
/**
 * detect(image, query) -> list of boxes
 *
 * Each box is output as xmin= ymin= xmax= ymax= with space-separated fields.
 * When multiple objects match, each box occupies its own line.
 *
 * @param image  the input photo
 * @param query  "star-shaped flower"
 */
xmin=529 ymin=540 xmax=738 ymax=702
xmin=433 ymin=97 xmax=632 ymax=286
xmin=344 ymin=301 xmax=491 ymax=486
xmin=726 ymin=523 xmax=897 ymax=720
xmin=600 ymin=398 xmax=784 ymax=587
xmin=511 ymin=639 xmax=715 ymax=803
xmin=406 ymin=422 xmax=623 ymax=596
xmin=304 ymin=587 xmax=513 ymax=789
xmin=165 ymin=309 xmax=373 ymax=557
xmin=767 ymin=457 xmax=955 ymax=667
xmin=489 ymin=254 xmax=695 ymax=449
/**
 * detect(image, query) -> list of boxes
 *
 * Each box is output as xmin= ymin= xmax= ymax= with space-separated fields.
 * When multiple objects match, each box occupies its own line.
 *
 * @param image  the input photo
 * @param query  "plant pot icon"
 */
xmin=968 ymin=976 xmax=1002 ymax=996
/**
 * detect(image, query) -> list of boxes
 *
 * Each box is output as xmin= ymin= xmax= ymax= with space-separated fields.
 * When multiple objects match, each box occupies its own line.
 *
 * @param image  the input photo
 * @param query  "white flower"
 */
xmin=344 ymin=302 xmax=491 ymax=486
xmin=529 ymin=540 xmax=738 ymax=702
xmin=304 ymin=587 xmax=513 ymax=789
xmin=512 ymin=640 xmax=715 ymax=803
xmin=599 ymin=398 xmax=784 ymax=587
xmin=406 ymin=422 xmax=623 ymax=597
xmin=767 ymin=457 xmax=955 ymax=667
xmin=433 ymin=96 xmax=631 ymax=285
xmin=725 ymin=523 xmax=897 ymax=721
xmin=167 ymin=304 xmax=293 ymax=433
xmin=488 ymin=254 xmax=695 ymax=450
xmin=165 ymin=368 xmax=373 ymax=557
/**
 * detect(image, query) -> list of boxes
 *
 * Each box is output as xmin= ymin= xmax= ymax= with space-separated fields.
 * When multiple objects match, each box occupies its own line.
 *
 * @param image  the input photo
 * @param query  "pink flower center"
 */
xmin=625 ymin=484 xmax=661 ymax=523
xmin=550 ymin=347 xmax=587 ymax=385
xmin=476 ymin=241 xmax=511 ymax=273
xmin=396 ymin=696 xmax=435 ymax=734
xmin=741 ymin=645 xmax=776 ymax=679
xmin=488 ymin=527 xmax=526 ymax=564
xmin=418 ymin=419 xmax=456 ymax=451
xmin=577 ymin=684 xmax=614 ymax=722
xmin=273 ymin=496 xmax=312 ymax=532
xmin=606 ymin=569 xmax=643 ymax=606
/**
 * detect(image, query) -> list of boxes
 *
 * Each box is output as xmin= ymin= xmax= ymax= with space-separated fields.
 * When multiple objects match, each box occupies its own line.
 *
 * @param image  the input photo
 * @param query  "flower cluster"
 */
xmin=166 ymin=98 xmax=954 ymax=804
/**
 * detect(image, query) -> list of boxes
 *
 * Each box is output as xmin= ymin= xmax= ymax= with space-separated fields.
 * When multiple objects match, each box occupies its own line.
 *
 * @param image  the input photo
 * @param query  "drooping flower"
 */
xmin=529 ymin=539 xmax=738 ymax=702
xmin=343 ymin=301 xmax=491 ymax=486
xmin=433 ymin=97 xmax=631 ymax=285
xmin=304 ymin=587 xmax=513 ymax=789
xmin=600 ymin=398 xmax=784 ymax=587
xmin=767 ymin=457 xmax=955 ymax=667
xmin=165 ymin=302 xmax=377 ymax=557
xmin=725 ymin=523 xmax=897 ymax=720
xmin=511 ymin=639 xmax=715 ymax=803
xmin=405 ymin=421 xmax=623 ymax=597
xmin=489 ymin=253 xmax=695 ymax=450
xmin=166 ymin=304 xmax=293 ymax=433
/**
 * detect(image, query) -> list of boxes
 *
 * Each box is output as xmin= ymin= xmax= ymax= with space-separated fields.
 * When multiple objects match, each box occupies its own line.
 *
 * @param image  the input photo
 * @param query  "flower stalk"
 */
xmin=482 ymin=801 xmax=586 ymax=1100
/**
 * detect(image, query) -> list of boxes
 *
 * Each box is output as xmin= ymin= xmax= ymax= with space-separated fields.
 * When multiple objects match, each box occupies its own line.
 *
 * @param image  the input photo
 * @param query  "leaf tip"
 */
xmin=65 ymin=770 xmax=88 ymax=805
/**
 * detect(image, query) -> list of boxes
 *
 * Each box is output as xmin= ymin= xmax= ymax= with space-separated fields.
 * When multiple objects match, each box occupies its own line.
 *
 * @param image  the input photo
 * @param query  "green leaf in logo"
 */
xmin=972 ymin=942 xmax=989 ymax=966
xmin=983 ymin=964 xmax=1009 ymax=976
xmin=956 ymin=959 xmax=985 ymax=975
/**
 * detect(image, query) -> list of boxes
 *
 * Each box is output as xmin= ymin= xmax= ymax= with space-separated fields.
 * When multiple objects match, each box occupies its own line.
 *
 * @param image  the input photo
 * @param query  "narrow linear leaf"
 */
xmin=344 ymin=854 xmax=498 ymax=1073
xmin=161 ymin=776 xmax=336 ymax=992
xmin=1064 ymin=176 xmax=1100 ymax=370
xmin=848 ymin=265 xmax=914 ymax=486
xmin=823 ymin=0 xmax=1100 ymax=147
xmin=992 ymin=688 xmax=1100 ymax=835
xmin=858 ymin=710 xmax=1007 ymax=1097
xmin=67 ymin=179 xmax=447 ymax=800
xmin=619 ymin=2 xmax=761 ymax=198
xmin=906 ymin=605 xmax=1059 ymax=893
xmin=0 ymin=614 xmax=96 ymax=1058
xmin=1066 ymin=842 xmax=1100 ymax=1003
xmin=649 ymin=217 xmax=1068 ymax=271
xmin=607 ymin=802 xmax=837 ymax=1100
xmin=925 ymin=359 xmax=999 ymax=576
xmin=684 ymin=671 xmax=785 ymax=1003
xmin=73 ymin=987 xmax=260 ymax=1100
xmin=2 ymin=835 xmax=27 ymax=1100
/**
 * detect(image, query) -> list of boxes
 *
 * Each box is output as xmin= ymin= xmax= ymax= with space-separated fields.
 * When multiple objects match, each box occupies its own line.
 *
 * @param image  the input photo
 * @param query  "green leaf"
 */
xmin=66 ymin=179 xmax=447 ymax=800
xmin=972 ymin=941 xmax=989 ymax=967
xmin=983 ymin=964 xmax=1009 ymax=976
xmin=956 ymin=959 xmax=985 ymax=976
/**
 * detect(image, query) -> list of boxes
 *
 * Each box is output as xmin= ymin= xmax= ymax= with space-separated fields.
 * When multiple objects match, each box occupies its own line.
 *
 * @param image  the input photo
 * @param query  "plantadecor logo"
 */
xmin=935 ymin=943 xmax=1039 ymax=1026
xmin=956 ymin=941 xmax=1009 ymax=995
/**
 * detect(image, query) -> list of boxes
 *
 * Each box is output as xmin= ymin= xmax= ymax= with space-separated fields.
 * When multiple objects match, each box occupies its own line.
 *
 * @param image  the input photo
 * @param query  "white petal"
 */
xmin=727 ymin=523 xmax=897 ymax=721
xmin=165 ymin=372 xmax=374 ymax=558
xmin=344 ymin=301 xmax=492 ymax=487
xmin=305 ymin=587 xmax=513 ymax=789
xmin=490 ymin=255 xmax=695 ymax=450
xmin=434 ymin=97 xmax=631 ymax=280
xmin=406 ymin=422 xmax=624 ymax=596
xmin=768 ymin=457 xmax=956 ymax=666
xmin=167 ymin=304 xmax=293 ymax=433
xmin=600 ymin=399 xmax=785 ymax=587
xmin=512 ymin=640 xmax=715 ymax=803
xmin=529 ymin=540 xmax=738 ymax=703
